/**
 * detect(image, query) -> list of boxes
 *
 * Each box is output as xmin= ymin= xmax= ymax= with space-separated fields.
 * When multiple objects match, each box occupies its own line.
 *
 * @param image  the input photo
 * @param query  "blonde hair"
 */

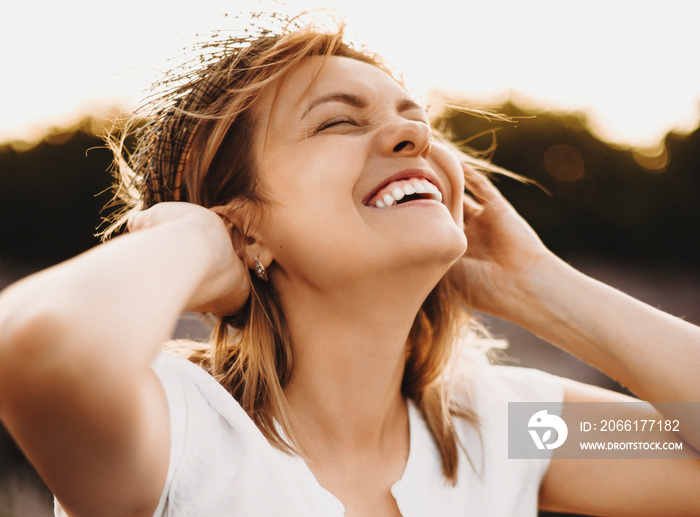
xmin=105 ymin=11 xmax=496 ymax=484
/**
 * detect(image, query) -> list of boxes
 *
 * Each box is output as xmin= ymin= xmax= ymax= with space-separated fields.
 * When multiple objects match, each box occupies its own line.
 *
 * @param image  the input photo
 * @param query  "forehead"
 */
xmin=260 ymin=55 xmax=410 ymax=119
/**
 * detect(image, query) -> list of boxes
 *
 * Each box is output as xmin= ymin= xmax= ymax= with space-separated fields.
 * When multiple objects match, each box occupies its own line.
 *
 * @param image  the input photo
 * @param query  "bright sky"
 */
xmin=2 ymin=0 xmax=699 ymax=149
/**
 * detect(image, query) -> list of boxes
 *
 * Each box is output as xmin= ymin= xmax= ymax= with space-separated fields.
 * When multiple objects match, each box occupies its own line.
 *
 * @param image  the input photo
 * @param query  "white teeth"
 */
xmin=422 ymin=181 xmax=442 ymax=202
xmin=372 ymin=179 xmax=442 ymax=207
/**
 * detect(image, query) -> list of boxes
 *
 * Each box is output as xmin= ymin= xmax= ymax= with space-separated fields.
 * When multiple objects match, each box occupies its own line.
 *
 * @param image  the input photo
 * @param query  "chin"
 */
xmin=410 ymin=226 xmax=467 ymax=270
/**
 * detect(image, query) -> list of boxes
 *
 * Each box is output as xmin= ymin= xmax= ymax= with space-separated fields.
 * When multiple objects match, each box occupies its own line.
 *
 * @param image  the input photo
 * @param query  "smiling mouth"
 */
xmin=367 ymin=178 xmax=443 ymax=208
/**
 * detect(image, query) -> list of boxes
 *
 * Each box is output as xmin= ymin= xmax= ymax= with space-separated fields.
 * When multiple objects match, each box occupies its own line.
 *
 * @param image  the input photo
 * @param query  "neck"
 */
xmin=277 ymin=271 xmax=435 ymax=457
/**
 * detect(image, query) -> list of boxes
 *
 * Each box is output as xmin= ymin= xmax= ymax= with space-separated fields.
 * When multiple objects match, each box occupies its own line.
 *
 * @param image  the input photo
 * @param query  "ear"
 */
xmin=211 ymin=200 xmax=274 ymax=273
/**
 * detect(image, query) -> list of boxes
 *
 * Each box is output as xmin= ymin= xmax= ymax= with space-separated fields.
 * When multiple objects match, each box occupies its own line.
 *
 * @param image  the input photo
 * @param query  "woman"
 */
xmin=0 ymin=12 xmax=698 ymax=517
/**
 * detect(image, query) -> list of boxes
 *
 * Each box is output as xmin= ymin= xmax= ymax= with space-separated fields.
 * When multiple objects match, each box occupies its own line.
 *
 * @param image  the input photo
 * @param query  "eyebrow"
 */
xmin=302 ymin=93 xmax=365 ymax=119
xmin=301 ymin=93 xmax=424 ymax=119
xmin=396 ymin=98 xmax=423 ymax=113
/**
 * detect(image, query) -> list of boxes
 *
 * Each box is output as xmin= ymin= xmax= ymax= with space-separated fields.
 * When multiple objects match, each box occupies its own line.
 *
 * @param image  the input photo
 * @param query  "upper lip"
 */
xmin=363 ymin=168 xmax=445 ymax=206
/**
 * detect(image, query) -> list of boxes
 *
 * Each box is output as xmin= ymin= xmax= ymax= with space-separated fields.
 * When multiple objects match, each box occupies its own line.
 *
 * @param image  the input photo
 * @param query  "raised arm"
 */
xmin=458 ymin=165 xmax=700 ymax=404
xmin=0 ymin=202 xmax=249 ymax=517
xmin=456 ymin=164 xmax=700 ymax=515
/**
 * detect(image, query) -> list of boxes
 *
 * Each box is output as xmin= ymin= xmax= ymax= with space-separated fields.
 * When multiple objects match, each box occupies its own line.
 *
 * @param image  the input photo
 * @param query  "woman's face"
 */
xmin=251 ymin=55 xmax=467 ymax=290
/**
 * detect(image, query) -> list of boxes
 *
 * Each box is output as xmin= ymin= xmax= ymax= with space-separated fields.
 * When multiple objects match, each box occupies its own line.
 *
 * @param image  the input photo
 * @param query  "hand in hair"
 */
xmin=0 ymin=199 xmax=253 ymax=515
xmin=457 ymin=163 xmax=700 ymax=413
xmin=128 ymin=202 xmax=251 ymax=317
xmin=457 ymin=164 xmax=553 ymax=320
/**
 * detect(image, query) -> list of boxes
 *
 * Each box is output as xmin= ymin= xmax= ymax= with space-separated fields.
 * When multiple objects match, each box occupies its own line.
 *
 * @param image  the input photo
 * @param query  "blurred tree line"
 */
xmin=1 ymin=104 xmax=698 ymax=276
xmin=438 ymin=102 xmax=699 ymax=268
xmin=0 ymin=121 xmax=115 ymax=272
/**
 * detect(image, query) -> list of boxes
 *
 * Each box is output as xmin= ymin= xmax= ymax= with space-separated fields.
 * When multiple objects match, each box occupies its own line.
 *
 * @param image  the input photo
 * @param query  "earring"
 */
xmin=254 ymin=257 xmax=268 ymax=281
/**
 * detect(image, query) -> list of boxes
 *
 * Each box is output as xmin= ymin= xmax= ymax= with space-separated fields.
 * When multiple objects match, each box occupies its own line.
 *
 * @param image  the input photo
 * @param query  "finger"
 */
xmin=127 ymin=202 xmax=198 ymax=233
xmin=126 ymin=210 xmax=146 ymax=233
xmin=462 ymin=162 xmax=506 ymax=206
xmin=209 ymin=206 xmax=236 ymax=235
xmin=463 ymin=192 xmax=484 ymax=217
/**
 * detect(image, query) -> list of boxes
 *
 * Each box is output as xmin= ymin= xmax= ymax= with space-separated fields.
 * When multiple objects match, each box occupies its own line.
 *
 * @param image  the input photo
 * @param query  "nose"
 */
xmin=377 ymin=117 xmax=432 ymax=159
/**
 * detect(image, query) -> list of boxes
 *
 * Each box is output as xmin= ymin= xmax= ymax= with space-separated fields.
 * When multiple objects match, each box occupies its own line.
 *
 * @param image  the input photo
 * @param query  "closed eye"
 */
xmin=315 ymin=117 xmax=357 ymax=133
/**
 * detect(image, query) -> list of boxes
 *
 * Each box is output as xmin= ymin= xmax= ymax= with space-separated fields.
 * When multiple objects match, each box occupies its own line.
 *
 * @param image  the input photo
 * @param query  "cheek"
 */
xmin=263 ymin=139 xmax=366 ymax=196
xmin=435 ymin=147 xmax=464 ymax=190
xmin=258 ymin=146 xmax=368 ymax=252
xmin=261 ymin=145 xmax=371 ymax=242
xmin=432 ymin=159 xmax=464 ymax=224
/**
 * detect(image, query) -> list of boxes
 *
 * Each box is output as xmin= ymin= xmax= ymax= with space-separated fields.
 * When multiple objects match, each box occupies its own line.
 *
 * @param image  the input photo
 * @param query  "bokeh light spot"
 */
xmin=544 ymin=144 xmax=585 ymax=183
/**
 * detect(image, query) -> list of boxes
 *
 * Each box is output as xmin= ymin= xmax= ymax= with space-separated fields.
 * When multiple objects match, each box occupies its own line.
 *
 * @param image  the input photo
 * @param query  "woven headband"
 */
xmin=129 ymin=7 xmax=299 ymax=207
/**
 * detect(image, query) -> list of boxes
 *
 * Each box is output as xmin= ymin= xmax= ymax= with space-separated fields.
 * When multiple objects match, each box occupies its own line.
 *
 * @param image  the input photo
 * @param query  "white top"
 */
xmin=56 ymin=351 xmax=563 ymax=516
